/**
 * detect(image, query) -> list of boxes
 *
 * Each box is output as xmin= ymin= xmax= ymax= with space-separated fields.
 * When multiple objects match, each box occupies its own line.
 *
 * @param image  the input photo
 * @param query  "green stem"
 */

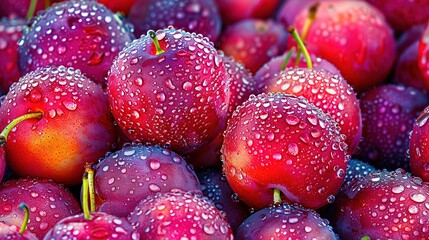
xmin=361 ymin=237 xmax=371 ymax=240
xmin=19 ymin=203 xmax=30 ymax=234
xmin=273 ymin=189 xmax=282 ymax=205
xmin=295 ymin=3 xmax=319 ymax=67
xmin=26 ymin=0 xmax=38 ymax=20
xmin=288 ymin=26 xmax=313 ymax=69
xmin=85 ymin=163 xmax=96 ymax=212
xmin=281 ymin=47 xmax=296 ymax=71
xmin=0 ymin=112 xmax=43 ymax=147
xmin=82 ymin=172 xmax=92 ymax=220
xmin=148 ymin=30 xmax=165 ymax=55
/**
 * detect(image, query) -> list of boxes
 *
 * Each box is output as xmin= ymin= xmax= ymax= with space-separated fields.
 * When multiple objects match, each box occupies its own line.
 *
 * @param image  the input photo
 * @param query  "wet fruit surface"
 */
xmin=18 ymin=0 xmax=135 ymax=86
xmin=107 ymin=27 xmax=230 ymax=154
xmin=222 ymin=93 xmax=349 ymax=210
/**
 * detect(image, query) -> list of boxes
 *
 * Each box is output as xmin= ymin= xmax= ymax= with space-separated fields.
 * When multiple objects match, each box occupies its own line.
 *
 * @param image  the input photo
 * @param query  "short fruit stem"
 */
xmin=295 ymin=3 xmax=319 ymax=67
xmin=19 ymin=203 xmax=30 ymax=234
xmin=273 ymin=189 xmax=282 ymax=205
xmin=361 ymin=237 xmax=371 ymax=240
xmin=0 ymin=112 xmax=43 ymax=147
xmin=288 ymin=26 xmax=313 ymax=69
xmin=82 ymin=172 xmax=92 ymax=220
xmin=85 ymin=163 xmax=96 ymax=212
xmin=26 ymin=0 xmax=38 ymax=20
xmin=148 ymin=30 xmax=165 ymax=55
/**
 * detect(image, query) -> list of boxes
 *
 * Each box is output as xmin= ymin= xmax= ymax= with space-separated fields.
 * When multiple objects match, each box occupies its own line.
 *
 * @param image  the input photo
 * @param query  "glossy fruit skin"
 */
xmin=94 ymin=144 xmax=201 ymax=218
xmin=43 ymin=212 xmax=140 ymax=240
xmin=264 ymin=68 xmax=362 ymax=155
xmin=236 ymin=203 xmax=338 ymax=240
xmin=187 ymin=54 xmax=257 ymax=168
xmin=0 ymin=178 xmax=82 ymax=239
xmin=359 ymin=85 xmax=429 ymax=171
xmin=97 ymin=0 xmax=136 ymax=16
xmin=222 ymin=93 xmax=349 ymax=210
xmin=215 ymin=0 xmax=280 ymax=24
xmin=128 ymin=0 xmax=221 ymax=42
xmin=219 ymin=19 xmax=288 ymax=73
xmin=394 ymin=41 xmax=427 ymax=91
xmin=289 ymin=0 xmax=396 ymax=92
xmin=365 ymin=0 xmax=429 ymax=33
xmin=0 ymin=147 xmax=4 ymax=182
xmin=0 ymin=17 xmax=26 ymax=93
xmin=128 ymin=190 xmax=234 ymax=239
xmin=341 ymin=158 xmax=377 ymax=192
xmin=196 ymin=168 xmax=250 ymax=233
xmin=0 ymin=222 xmax=38 ymax=240
xmin=409 ymin=105 xmax=429 ymax=181
xmin=18 ymin=0 xmax=135 ymax=86
xmin=418 ymin=22 xmax=429 ymax=90
xmin=0 ymin=66 xmax=117 ymax=186
xmin=107 ymin=27 xmax=230 ymax=155
xmin=332 ymin=169 xmax=429 ymax=239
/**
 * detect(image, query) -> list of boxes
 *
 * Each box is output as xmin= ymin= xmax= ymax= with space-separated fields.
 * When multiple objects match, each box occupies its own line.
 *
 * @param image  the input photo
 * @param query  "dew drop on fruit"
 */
xmin=392 ymin=185 xmax=405 ymax=194
xmin=39 ymin=222 xmax=49 ymax=230
xmin=149 ymin=160 xmax=161 ymax=170
xmin=410 ymin=193 xmax=426 ymax=203
xmin=62 ymin=100 xmax=77 ymax=111
xmin=285 ymin=115 xmax=300 ymax=125
xmin=416 ymin=112 xmax=429 ymax=127
xmin=149 ymin=184 xmax=161 ymax=192
xmin=203 ymin=223 xmax=215 ymax=235
xmin=327 ymin=195 xmax=335 ymax=203
xmin=287 ymin=143 xmax=299 ymax=156
xmin=28 ymin=90 xmax=42 ymax=102
xmin=408 ymin=205 xmax=419 ymax=214
xmin=182 ymin=81 xmax=193 ymax=91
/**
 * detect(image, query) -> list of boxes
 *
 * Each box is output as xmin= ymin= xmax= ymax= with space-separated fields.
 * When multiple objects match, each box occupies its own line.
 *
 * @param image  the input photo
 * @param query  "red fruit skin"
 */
xmin=332 ymin=169 xmax=429 ymax=239
xmin=276 ymin=0 xmax=326 ymax=29
xmin=0 ymin=0 xmax=63 ymax=18
xmin=409 ymin=105 xmax=429 ymax=181
xmin=94 ymin=144 xmax=201 ymax=218
xmin=44 ymin=212 xmax=139 ymax=240
xmin=0 ymin=66 xmax=117 ymax=186
xmin=254 ymin=51 xmax=340 ymax=94
xmin=18 ymin=0 xmax=135 ymax=86
xmin=365 ymin=0 xmax=429 ymax=33
xmin=359 ymin=85 xmax=429 ymax=170
xmin=396 ymin=24 xmax=425 ymax=58
xmin=215 ymin=0 xmax=280 ymax=24
xmin=128 ymin=190 xmax=234 ymax=239
xmin=128 ymin=0 xmax=221 ymax=42
xmin=187 ymin=55 xmax=257 ymax=168
xmin=0 ymin=17 xmax=26 ymax=93
xmin=289 ymin=0 xmax=396 ymax=92
xmin=0 ymin=178 xmax=82 ymax=239
xmin=107 ymin=28 xmax=230 ymax=154
xmin=236 ymin=203 xmax=338 ymax=240
xmin=264 ymin=68 xmax=362 ymax=155
xmin=418 ymin=22 xmax=429 ymax=90
xmin=220 ymin=19 xmax=288 ymax=73
xmin=196 ymin=168 xmax=250 ymax=233
xmin=222 ymin=93 xmax=349 ymax=210
xmin=0 ymin=147 xmax=4 ymax=182
xmin=0 ymin=222 xmax=38 ymax=240
xmin=97 ymin=0 xmax=136 ymax=15
xmin=394 ymin=41 xmax=427 ymax=91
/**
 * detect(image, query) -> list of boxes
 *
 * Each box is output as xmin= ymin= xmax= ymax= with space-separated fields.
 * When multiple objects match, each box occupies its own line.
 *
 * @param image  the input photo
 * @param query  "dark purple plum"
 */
xmin=214 ymin=0 xmax=281 ymax=25
xmin=219 ymin=19 xmax=288 ymax=73
xmin=396 ymin=24 xmax=425 ymax=58
xmin=18 ymin=0 xmax=135 ymax=86
xmin=340 ymin=158 xmax=378 ymax=192
xmin=0 ymin=17 xmax=26 ymax=93
xmin=0 ymin=178 xmax=82 ymax=239
xmin=128 ymin=190 xmax=234 ymax=239
xmin=94 ymin=144 xmax=201 ymax=218
xmin=358 ymin=84 xmax=429 ymax=170
xmin=394 ymin=41 xmax=427 ymax=91
xmin=236 ymin=203 xmax=338 ymax=239
xmin=128 ymin=0 xmax=221 ymax=42
xmin=196 ymin=168 xmax=250 ymax=233
xmin=0 ymin=0 xmax=63 ymax=18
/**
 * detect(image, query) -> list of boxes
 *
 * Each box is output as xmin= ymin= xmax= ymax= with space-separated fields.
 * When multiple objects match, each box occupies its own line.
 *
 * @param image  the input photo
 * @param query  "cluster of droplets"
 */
xmin=17 ymin=0 xmax=135 ymax=85
xmin=222 ymin=92 xmax=349 ymax=209
xmin=94 ymin=144 xmax=200 ymax=218
xmin=0 ymin=178 xmax=81 ymax=239
xmin=236 ymin=203 xmax=338 ymax=239
xmin=107 ymin=27 xmax=230 ymax=154
xmin=267 ymin=67 xmax=362 ymax=155
xmin=335 ymin=169 xmax=429 ymax=239
xmin=128 ymin=0 xmax=221 ymax=42
xmin=45 ymin=212 xmax=139 ymax=239
xmin=340 ymin=159 xmax=377 ymax=192
xmin=128 ymin=190 xmax=233 ymax=239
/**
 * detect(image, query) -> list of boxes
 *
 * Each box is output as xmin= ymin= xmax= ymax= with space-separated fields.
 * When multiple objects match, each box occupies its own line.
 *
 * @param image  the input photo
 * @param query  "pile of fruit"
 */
xmin=1 ymin=0 xmax=429 ymax=239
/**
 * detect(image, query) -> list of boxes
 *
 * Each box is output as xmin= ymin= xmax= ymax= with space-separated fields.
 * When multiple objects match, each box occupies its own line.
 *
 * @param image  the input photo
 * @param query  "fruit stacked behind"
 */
xmin=1 ymin=0 xmax=429 ymax=239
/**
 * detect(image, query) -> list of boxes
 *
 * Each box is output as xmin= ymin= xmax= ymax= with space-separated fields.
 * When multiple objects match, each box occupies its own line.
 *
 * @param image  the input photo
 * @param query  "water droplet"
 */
xmin=149 ymin=184 xmax=160 ymax=192
xmin=203 ymin=223 xmax=215 ymax=235
xmin=286 ymin=115 xmax=300 ymax=125
xmin=149 ymin=160 xmax=161 ymax=170
xmin=288 ymin=143 xmax=299 ymax=156
xmin=62 ymin=100 xmax=77 ymax=111
xmin=410 ymin=193 xmax=426 ymax=203
xmin=417 ymin=112 xmax=429 ymax=127
xmin=392 ymin=185 xmax=405 ymax=194
xmin=408 ymin=205 xmax=419 ymax=214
